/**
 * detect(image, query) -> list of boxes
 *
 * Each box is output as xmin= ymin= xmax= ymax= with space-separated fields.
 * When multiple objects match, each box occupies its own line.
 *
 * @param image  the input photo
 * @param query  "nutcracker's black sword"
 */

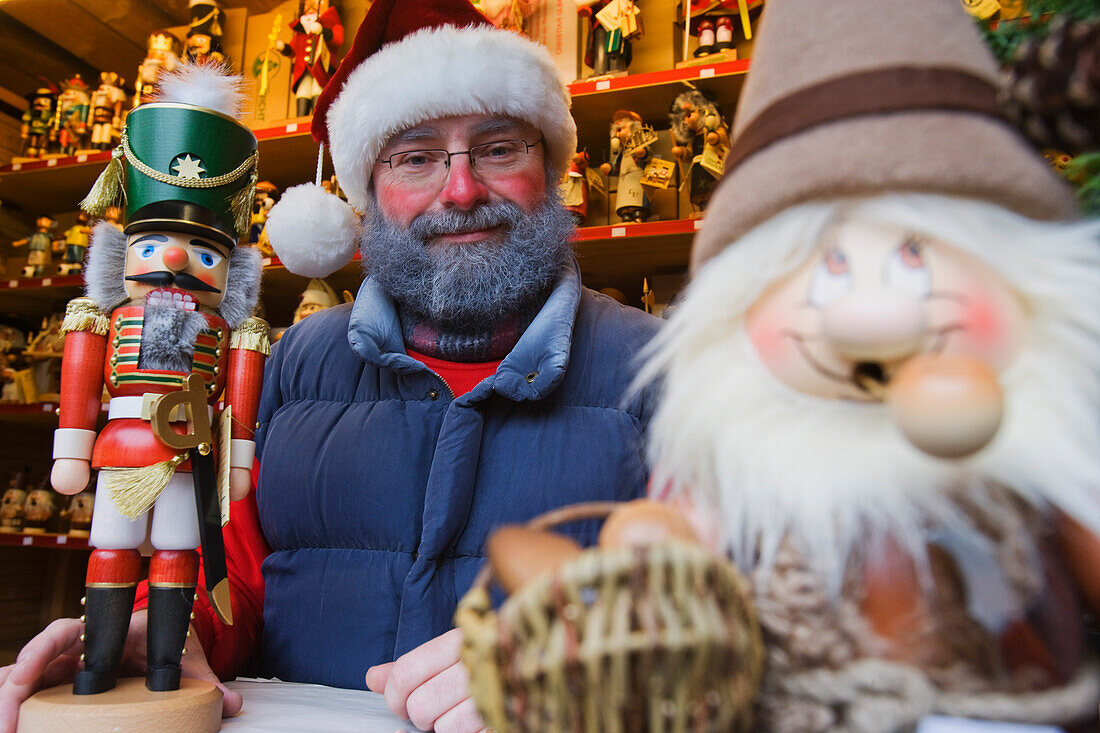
xmin=152 ymin=373 xmax=234 ymax=625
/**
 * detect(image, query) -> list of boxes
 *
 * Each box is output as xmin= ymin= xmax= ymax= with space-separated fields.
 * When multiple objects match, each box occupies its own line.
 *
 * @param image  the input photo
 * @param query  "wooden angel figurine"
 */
xmin=600 ymin=109 xmax=652 ymax=222
xmin=669 ymin=89 xmax=729 ymax=212
xmin=276 ymin=0 xmax=344 ymax=117
xmin=53 ymin=61 xmax=267 ymax=695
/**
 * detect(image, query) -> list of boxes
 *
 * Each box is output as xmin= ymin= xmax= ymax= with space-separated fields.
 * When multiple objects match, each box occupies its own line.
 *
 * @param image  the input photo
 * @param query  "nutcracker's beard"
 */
xmin=639 ymin=196 xmax=1100 ymax=591
xmin=137 ymin=302 xmax=208 ymax=372
xmin=359 ymin=184 xmax=575 ymax=331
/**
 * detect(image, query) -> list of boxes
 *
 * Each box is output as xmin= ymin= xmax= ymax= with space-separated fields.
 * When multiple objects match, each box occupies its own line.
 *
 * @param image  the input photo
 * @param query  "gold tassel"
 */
xmin=229 ymin=316 xmax=271 ymax=355
xmin=60 ymin=298 xmax=110 ymax=336
xmin=229 ymin=169 xmax=258 ymax=238
xmin=80 ymin=146 xmax=126 ymax=218
xmin=102 ymin=454 xmax=186 ymax=519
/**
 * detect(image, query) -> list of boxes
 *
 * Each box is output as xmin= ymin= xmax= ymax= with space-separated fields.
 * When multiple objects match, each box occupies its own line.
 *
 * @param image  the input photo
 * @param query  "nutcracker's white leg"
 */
xmin=89 ymin=473 xmax=149 ymax=549
xmin=149 ymin=472 xmax=201 ymax=550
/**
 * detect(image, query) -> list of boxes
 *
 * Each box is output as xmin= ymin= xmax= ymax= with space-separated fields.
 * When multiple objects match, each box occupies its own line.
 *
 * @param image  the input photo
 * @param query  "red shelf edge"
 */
xmin=568 ymin=59 xmax=750 ymax=96
xmin=0 ymin=531 xmax=90 ymax=549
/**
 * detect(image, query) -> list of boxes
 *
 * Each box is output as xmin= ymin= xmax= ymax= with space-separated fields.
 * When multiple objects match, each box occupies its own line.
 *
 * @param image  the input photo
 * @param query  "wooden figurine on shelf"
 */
xmin=186 ymin=0 xmax=227 ymax=65
xmin=600 ymin=109 xmax=654 ymax=222
xmin=683 ymin=0 xmax=757 ymax=61
xmin=102 ymin=205 xmax=124 ymax=232
xmin=61 ymin=486 xmax=95 ymax=537
xmin=0 ymin=472 xmax=29 ymax=533
xmin=292 ymin=278 xmax=338 ymax=324
xmin=276 ymin=0 xmax=344 ymax=117
xmin=52 ymin=76 xmax=91 ymax=156
xmin=20 ymin=86 xmax=57 ymax=159
xmin=576 ymin=0 xmax=640 ymax=77
xmin=669 ymin=89 xmax=729 ymax=212
xmin=87 ymin=71 xmax=127 ymax=152
xmin=641 ymin=1 xmax=1100 ymax=730
xmin=21 ymin=481 xmax=57 ymax=534
xmin=559 ymin=150 xmax=591 ymax=224
xmin=135 ymin=30 xmax=183 ymax=107
xmin=249 ymin=180 xmax=279 ymax=255
xmin=473 ymin=0 xmax=538 ymax=34
xmin=49 ymin=61 xmax=267 ymax=702
xmin=59 ymin=211 xmax=92 ymax=276
xmin=12 ymin=215 xmax=59 ymax=279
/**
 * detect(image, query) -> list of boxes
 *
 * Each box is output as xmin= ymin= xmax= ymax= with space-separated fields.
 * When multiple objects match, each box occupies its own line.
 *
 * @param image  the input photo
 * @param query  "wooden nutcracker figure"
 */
xmin=600 ymin=109 xmax=652 ymax=222
xmin=20 ymin=86 xmax=57 ymax=158
xmin=53 ymin=75 xmax=91 ymax=156
xmin=276 ymin=0 xmax=344 ymax=117
xmin=187 ymin=0 xmax=227 ymax=65
xmin=12 ymin=215 xmax=60 ymax=279
xmin=52 ymin=61 xmax=266 ymax=697
xmin=88 ymin=71 xmax=127 ymax=151
xmin=134 ymin=30 xmax=183 ymax=107
xmin=559 ymin=150 xmax=591 ymax=224
xmin=59 ymin=211 xmax=92 ymax=275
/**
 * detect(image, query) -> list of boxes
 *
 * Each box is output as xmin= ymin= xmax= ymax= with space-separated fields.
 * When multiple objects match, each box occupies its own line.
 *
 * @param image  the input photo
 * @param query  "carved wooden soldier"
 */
xmin=52 ymin=62 xmax=267 ymax=695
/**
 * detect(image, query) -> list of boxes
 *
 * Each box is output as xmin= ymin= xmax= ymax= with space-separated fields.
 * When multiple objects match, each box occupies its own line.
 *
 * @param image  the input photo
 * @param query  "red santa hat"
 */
xmin=266 ymin=0 xmax=578 ymax=278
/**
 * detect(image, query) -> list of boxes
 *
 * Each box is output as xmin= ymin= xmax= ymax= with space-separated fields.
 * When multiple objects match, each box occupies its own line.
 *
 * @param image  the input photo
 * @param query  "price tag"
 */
xmin=11 ymin=163 xmax=21 ymax=171
xmin=22 ymin=536 xmax=32 ymax=546
xmin=596 ymin=80 xmax=611 ymax=91
xmin=286 ymin=122 xmax=298 ymax=133
xmin=699 ymin=68 xmax=716 ymax=78
xmin=56 ymin=536 xmax=67 ymax=545
xmin=7 ymin=281 xmax=17 ymax=288
xmin=41 ymin=277 xmax=52 ymax=286
xmin=611 ymin=227 xmax=626 ymax=237
xmin=47 ymin=158 xmax=58 ymax=167
xmin=77 ymin=154 xmax=88 ymax=163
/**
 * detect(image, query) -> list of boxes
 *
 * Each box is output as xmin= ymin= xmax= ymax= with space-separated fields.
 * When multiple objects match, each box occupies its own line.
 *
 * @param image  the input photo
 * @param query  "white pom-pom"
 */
xmin=266 ymin=183 xmax=360 ymax=278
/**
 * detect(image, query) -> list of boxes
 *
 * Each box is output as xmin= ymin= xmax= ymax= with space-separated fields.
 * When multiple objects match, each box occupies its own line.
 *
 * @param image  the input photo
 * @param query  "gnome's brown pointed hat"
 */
xmin=691 ymin=0 xmax=1079 ymax=271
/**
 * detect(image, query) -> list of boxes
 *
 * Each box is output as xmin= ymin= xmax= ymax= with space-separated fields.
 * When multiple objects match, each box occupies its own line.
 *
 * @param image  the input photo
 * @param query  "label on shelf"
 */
xmin=694 ymin=219 xmax=704 ymax=230
xmin=41 ymin=278 xmax=51 ymax=286
xmin=22 ymin=536 xmax=32 ymax=545
xmin=47 ymin=159 xmax=58 ymax=167
xmin=7 ymin=281 xmax=16 ymax=288
xmin=699 ymin=68 xmax=716 ymax=78
xmin=596 ymin=80 xmax=611 ymax=91
xmin=56 ymin=536 xmax=67 ymax=545
xmin=77 ymin=154 xmax=87 ymax=163
xmin=286 ymin=122 xmax=298 ymax=133
xmin=611 ymin=227 xmax=626 ymax=237
xmin=11 ymin=163 xmax=20 ymax=171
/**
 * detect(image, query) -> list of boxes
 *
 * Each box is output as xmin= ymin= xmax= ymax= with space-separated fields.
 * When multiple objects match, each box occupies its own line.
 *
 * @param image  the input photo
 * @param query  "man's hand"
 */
xmin=0 ymin=610 xmax=241 ymax=733
xmin=365 ymin=629 xmax=487 ymax=733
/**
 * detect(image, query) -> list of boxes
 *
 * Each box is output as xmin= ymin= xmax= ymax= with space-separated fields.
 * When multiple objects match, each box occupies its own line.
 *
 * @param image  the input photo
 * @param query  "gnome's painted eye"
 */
xmin=808 ymin=248 xmax=851 ymax=308
xmin=138 ymin=244 xmax=158 ymax=260
xmin=885 ymin=237 xmax=931 ymax=297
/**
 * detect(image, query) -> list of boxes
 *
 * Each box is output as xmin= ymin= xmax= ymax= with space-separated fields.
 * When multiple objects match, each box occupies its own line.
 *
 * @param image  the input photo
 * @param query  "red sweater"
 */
xmin=132 ymin=353 xmax=500 ymax=679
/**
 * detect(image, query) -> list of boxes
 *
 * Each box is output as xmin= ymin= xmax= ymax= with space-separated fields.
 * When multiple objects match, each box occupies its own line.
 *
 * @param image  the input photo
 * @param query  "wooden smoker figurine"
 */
xmin=44 ymin=61 xmax=266 ymax=714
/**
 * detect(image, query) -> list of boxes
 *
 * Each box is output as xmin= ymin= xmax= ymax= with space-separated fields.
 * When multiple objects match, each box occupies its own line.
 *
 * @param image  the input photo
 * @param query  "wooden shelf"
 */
xmin=0 ymin=531 xmax=90 ymax=550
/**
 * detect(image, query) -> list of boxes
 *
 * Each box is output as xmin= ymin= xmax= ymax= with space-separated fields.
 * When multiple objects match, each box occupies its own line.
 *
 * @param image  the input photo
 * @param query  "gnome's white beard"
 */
xmin=641 ymin=194 xmax=1100 ymax=593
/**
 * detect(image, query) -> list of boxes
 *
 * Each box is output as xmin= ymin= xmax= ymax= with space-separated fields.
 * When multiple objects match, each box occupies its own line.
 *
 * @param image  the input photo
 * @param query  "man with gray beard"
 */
xmin=191 ymin=2 xmax=656 ymax=732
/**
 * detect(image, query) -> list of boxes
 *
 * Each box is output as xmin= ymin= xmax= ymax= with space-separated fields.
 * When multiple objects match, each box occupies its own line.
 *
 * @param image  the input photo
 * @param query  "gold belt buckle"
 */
xmin=140 ymin=393 xmax=186 ymax=422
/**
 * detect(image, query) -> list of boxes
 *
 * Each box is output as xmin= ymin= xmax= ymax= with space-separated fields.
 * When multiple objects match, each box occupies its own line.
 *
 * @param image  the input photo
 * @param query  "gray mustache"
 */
xmin=409 ymin=202 xmax=522 ymax=239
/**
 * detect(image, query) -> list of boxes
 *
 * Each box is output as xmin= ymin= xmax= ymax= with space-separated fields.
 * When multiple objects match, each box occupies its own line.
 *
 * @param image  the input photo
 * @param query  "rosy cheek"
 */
xmin=747 ymin=308 xmax=793 ymax=365
xmin=957 ymin=292 xmax=1006 ymax=353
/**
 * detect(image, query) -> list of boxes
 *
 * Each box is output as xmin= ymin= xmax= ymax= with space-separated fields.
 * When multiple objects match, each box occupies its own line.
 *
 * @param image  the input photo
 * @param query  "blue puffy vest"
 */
xmin=254 ymin=261 xmax=660 ymax=688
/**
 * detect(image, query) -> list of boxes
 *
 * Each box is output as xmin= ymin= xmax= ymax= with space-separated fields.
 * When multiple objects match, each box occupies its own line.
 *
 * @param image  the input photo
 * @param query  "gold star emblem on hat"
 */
xmin=172 ymin=154 xmax=206 ymax=179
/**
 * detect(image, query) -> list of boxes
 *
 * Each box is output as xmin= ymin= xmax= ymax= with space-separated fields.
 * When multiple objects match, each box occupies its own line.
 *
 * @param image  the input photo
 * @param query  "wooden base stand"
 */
xmin=18 ymin=677 xmax=222 ymax=733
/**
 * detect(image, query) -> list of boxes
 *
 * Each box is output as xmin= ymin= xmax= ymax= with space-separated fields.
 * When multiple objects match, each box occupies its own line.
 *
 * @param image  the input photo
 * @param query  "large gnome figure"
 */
xmin=640 ymin=1 xmax=1100 ymax=730
xmin=51 ymin=62 xmax=267 ymax=695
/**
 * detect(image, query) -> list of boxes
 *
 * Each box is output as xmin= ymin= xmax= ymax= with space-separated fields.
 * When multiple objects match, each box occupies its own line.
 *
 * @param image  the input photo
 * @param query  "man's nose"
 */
xmin=162 ymin=245 xmax=190 ymax=272
xmin=437 ymin=155 xmax=490 ymax=210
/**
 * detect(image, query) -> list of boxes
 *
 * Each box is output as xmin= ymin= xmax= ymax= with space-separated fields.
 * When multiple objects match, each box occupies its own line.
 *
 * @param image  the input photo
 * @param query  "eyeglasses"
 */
xmin=376 ymin=138 xmax=543 ymax=185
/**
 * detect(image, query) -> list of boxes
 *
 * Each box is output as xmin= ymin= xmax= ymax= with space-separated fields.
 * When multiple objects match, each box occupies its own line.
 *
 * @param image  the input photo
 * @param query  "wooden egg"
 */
xmin=598 ymin=499 xmax=700 ymax=549
xmin=888 ymin=354 xmax=1004 ymax=459
xmin=488 ymin=525 xmax=584 ymax=595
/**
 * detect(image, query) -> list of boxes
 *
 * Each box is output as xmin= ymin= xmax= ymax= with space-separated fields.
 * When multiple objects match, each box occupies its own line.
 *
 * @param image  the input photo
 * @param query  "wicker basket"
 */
xmin=455 ymin=502 xmax=764 ymax=733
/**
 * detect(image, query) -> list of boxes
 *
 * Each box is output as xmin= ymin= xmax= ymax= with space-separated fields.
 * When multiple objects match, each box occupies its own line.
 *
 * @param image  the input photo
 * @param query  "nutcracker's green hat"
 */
xmin=81 ymin=62 xmax=257 ymax=250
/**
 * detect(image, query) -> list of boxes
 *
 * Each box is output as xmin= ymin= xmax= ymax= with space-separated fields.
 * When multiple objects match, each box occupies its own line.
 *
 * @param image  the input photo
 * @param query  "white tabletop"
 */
xmin=221 ymin=678 xmax=427 ymax=733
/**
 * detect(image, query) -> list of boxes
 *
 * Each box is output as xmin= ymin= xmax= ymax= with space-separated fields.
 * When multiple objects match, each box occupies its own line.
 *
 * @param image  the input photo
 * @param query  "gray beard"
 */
xmin=137 ymin=303 xmax=207 ymax=372
xmin=359 ymin=192 xmax=576 ymax=331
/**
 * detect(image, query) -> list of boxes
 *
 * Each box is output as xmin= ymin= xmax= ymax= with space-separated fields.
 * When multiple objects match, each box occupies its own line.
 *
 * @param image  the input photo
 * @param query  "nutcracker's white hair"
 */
xmin=637 ymin=193 xmax=1100 ymax=591
xmin=154 ymin=60 xmax=247 ymax=119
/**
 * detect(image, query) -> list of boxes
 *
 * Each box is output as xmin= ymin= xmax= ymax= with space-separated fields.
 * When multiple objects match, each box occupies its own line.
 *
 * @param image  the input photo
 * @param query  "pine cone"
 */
xmin=999 ymin=15 xmax=1100 ymax=156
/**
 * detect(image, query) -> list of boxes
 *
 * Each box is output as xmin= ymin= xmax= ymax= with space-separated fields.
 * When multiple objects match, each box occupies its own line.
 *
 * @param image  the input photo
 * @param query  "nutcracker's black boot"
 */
xmin=73 ymin=549 xmax=141 ymax=695
xmin=297 ymin=97 xmax=314 ymax=118
xmin=145 ymin=550 xmax=199 ymax=692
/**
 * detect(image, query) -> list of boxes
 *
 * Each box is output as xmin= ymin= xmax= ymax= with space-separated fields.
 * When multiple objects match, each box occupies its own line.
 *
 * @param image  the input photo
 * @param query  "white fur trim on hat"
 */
xmin=266 ymin=183 xmax=360 ymax=278
xmin=326 ymin=24 xmax=577 ymax=212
